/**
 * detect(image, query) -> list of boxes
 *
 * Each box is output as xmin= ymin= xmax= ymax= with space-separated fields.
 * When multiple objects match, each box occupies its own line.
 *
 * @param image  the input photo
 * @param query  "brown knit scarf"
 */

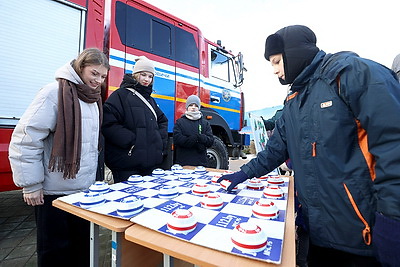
xmin=48 ymin=79 xmax=103 ymax=179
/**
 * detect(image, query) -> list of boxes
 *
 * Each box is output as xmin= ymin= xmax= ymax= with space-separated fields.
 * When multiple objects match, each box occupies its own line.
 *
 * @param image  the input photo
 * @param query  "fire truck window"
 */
xmin=229 ymin=58 xmax=238 ymax=85
xmin=116 ymin=2 xmax=174 ymax=60
xmin=176 ymin=27 xmax=199 ymax=68
xmin=116 ymin=2 xmax=150 ymax=51
xmin=152 ymin=20 xmax=172 ymax=57
xmin=211 ymin=50 xmax=230 ymax=82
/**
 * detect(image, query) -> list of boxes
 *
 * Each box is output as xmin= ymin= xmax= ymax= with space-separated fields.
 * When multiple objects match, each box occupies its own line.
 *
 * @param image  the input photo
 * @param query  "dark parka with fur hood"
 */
xmin=102 ymin=74 xmax=168 ymax=177
xmin=242 ymin=25 xmax=400 ymax=261
xmin=173 ymin=114 xmax=214 ymax=167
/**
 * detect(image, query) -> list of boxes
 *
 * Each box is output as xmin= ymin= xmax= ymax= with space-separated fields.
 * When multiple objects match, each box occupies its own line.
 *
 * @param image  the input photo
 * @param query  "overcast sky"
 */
xmin=145 ymin=0 xmax=400 ymax=111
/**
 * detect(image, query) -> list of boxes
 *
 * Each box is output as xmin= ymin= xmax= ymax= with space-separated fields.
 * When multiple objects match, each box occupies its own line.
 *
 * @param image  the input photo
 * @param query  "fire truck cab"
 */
xmin=0 ymin=0 xmax=245 ymax=191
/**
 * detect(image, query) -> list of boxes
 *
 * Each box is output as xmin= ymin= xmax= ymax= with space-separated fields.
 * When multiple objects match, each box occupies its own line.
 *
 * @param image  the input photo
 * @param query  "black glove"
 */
xmin=217 ymin=170 xmax=249 ymax=191
xmin=197 ymin=134 xmax=208 ymax=144
xmin=197 ymin=143 xmax=206 ymax=152
xmin=373 ymin=212 xmax=400 ymax=266
xmin=187 ymin=135 xmax=198 ymax=145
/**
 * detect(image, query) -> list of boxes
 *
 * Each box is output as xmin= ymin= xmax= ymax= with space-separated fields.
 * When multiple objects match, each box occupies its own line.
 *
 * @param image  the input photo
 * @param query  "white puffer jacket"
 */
xmin=9 ymin=62 xmax=99 ymax=195
xmin=392 ymin=53 xmax=400 ymax=80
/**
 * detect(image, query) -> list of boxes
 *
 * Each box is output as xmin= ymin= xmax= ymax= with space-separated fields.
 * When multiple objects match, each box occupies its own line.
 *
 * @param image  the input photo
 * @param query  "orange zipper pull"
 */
xmin=312 ymin=142 xmax=316 ymax=157
xmin=343 ymin=183 xmax=372 ymax=245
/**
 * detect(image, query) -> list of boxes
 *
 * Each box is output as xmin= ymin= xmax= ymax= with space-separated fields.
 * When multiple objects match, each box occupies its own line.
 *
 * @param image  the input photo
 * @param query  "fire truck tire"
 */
xmin=207 ymin=136 xmax=229 ymax=170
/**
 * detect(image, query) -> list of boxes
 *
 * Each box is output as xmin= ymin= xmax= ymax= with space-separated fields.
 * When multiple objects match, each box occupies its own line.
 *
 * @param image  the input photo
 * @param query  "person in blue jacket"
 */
xmin=173 ymin=95 xmax=214 ymax=167
xmin=218 ymin=25 xmax=400 ymax=267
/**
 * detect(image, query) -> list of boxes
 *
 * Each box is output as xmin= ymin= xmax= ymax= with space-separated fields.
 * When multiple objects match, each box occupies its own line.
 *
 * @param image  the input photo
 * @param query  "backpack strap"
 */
xmin=126 ymin=88 xmax=157 ymax=120
xmin=336 ymin=75 xmax=341 ymax=94
xmin=335 ymin=75 xmax=356 ymax=118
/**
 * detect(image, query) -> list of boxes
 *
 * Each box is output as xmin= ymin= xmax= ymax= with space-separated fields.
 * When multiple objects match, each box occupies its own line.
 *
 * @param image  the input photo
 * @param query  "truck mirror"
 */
xmin=237 ymin=52 xmax=245 ymax=87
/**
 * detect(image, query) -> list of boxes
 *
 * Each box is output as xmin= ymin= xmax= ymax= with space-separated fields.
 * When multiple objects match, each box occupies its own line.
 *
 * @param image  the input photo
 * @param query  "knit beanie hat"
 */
xmin=186 ymin=95 xmax=201 ymax=109
xmin=133 ymin=56 xmax=155 ymax=75
xmin=265 ymin=25 xmax=319 ymax=85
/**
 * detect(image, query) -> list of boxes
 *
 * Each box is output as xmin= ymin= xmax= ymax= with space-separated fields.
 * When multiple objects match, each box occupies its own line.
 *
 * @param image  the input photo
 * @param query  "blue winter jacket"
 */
xmin=242 ymin=50 xmax=400 ymax=256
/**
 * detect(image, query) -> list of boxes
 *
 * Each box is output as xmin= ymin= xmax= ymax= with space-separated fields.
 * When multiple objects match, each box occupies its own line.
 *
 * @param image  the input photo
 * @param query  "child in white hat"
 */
xmin=102 ymin=56 xmax=168 ymax=182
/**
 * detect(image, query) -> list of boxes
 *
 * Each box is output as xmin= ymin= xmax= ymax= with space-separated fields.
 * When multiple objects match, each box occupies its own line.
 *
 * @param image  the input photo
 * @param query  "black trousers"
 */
xmin=296 ymin=226 xmax=310 ymax=267
xmin=35 ymin=195 xmax=90 ymax=267
xmin=308 ymin=243 xmax=381 ymax=267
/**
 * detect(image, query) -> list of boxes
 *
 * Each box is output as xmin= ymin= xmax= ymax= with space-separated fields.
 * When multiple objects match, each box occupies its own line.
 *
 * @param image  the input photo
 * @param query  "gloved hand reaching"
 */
xmin=216 ymin=170 xmax=249 ymax=192
xmin=373 ymin=212 xmax=400 ymax=266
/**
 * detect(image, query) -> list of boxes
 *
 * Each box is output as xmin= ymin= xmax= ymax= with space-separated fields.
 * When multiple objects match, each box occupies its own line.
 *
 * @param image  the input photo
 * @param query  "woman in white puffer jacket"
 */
xmin=8 ymin=48 xmax=109 ymax=267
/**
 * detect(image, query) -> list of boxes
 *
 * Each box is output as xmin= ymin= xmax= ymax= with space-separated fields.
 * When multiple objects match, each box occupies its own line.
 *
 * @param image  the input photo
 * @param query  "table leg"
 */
xmin=111 ymin=231 xmax=123 ymax=267
xmin=162 ymin=254 xmax=198 ymax=267
xmin=90 ymin=222 xmax=99 ymax=267
xmin=163 ymin=253 xmax=173 ymax=267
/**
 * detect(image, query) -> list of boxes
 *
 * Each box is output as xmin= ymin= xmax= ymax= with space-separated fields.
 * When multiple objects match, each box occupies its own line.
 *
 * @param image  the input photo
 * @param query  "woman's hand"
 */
xmin=23 ymin=189 xmax=44 ymax=206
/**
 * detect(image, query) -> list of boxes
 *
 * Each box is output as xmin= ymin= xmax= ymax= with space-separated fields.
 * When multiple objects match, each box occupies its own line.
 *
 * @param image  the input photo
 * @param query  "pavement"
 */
xmin=0 ymin=155 xmax=253 ymax=267
xmin=0 ymin=190 xmax=37 ymax=266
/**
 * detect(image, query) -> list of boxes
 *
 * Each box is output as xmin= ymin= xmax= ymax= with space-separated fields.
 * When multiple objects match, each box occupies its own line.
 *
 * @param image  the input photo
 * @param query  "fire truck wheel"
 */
xmin=207 ymin=136 xmax=229 ymax=170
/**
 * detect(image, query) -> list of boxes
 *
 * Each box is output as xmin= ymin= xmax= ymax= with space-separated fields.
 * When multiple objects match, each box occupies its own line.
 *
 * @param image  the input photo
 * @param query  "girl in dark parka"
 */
xmin=173 ymin=95 xmax=214 ymax=167
xmin=102 ymin=56 xmax=168 ymax=182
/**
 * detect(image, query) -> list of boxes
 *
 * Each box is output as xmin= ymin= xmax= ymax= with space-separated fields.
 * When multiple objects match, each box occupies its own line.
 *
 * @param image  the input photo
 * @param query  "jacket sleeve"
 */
xmin=101 ymin=91 xmax=136 ymax=149
xmin=201 ymin=120 xmax=214 ymax=148
xmin=173 ymin=119 xmax=198 ymax=148
xmin=155 ymin=105 xmax=168 ymax=152
xmin=241 ymin=117 xmax=289 ymax=178
xmin=8 ymin=85 xmax=58 ymax=193
xmin=339 ymin=57 xmax=400 ymax=220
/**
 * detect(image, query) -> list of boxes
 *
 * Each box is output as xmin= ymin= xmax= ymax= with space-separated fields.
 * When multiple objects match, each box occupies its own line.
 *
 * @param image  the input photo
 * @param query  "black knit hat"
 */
xmin=264 ymin=34 xmax=284 ymax=61
xmin=265 ymin=25 xmax=319 ymax=85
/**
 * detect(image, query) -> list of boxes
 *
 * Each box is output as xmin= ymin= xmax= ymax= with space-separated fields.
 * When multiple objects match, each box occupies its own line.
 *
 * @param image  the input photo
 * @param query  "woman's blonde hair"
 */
xmin=133 ymin=72 xmax=154 ymax=85
xmin=72 ymin=48 xmax=110 ymax=75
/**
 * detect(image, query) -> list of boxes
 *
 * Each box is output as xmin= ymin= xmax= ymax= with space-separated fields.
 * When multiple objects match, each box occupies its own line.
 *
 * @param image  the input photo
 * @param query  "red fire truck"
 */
xmin=0 ymin=0 xmax=245 ymax=191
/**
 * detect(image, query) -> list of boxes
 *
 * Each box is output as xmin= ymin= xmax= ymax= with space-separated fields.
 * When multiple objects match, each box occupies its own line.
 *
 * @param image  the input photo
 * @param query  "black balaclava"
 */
xmin=264 ymin=25 xmax=319 ymax=85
